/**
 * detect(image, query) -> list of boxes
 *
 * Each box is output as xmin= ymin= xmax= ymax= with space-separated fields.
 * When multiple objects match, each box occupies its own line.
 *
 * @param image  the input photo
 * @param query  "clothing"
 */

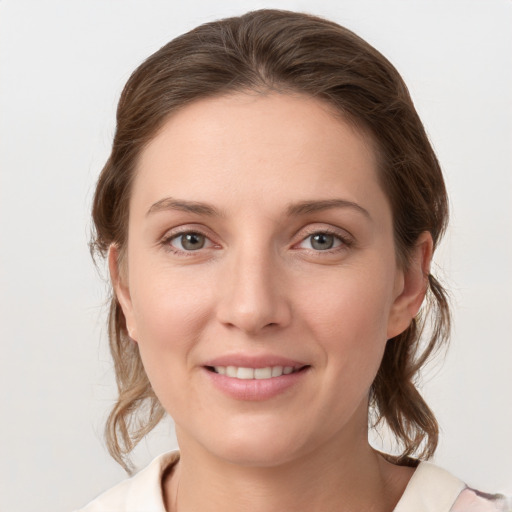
xmin=74 ymin=451 xmax=509 ymax=512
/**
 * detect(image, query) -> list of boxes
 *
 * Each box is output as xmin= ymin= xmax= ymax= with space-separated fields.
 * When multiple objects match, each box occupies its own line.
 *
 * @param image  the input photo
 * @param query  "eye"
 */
xmin=169 ymin=232 xmax=213 ymax=251
xmin=298 ymin=232 xmax=345 ymax=251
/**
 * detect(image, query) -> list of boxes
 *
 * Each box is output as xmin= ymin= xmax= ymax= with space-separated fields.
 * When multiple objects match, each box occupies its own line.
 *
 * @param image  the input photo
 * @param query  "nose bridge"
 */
xmin=216 ymin=235 xmax=290 ymax=334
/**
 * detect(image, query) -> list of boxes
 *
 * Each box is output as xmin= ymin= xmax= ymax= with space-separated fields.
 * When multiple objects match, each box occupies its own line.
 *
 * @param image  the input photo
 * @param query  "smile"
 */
xmin=204 ymin=363 xmax=310 ymax=401
xmin=207 ymin=365 xmax=302 ymax=379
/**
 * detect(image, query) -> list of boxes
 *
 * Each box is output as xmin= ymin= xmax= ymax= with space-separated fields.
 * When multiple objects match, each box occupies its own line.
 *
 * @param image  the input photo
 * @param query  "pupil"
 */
xmin=311 ymin=233 xmax=333 ymax=250
xmin=182 ymin=233 xmax=204 ymax=250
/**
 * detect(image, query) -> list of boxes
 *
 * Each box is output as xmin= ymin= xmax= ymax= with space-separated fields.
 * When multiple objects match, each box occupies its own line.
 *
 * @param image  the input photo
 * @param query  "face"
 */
xmin=112 ymin=92 xmax=429 ymax=467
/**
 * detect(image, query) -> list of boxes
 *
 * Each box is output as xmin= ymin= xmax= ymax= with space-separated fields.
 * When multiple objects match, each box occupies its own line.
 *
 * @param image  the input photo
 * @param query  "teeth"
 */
xmin=271 ymin=366 xmax=283 ymax=377
xmin=226 ymin=366 xmax=237 ymax=378
xmin=237 ymin=367 xmax=254 ymax=379
xmin=254 ymin=367 xmax=272 ymax=379
xmin=212 ymin=365 xmax=300 ymax=379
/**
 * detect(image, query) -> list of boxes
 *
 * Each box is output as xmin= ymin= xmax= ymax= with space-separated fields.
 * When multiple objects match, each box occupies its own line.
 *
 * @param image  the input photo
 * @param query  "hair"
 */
xmin=90 ymin=8 xmax=450 ymax=474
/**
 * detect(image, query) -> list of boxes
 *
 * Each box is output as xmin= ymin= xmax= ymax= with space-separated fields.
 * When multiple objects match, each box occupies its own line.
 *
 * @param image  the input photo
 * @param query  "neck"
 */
xmin=164 ymin=430 xmax=413 ymax=512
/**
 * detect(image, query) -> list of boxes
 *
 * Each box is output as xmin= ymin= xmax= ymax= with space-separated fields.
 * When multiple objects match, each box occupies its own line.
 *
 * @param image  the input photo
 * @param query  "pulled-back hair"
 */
xmin=90 ymin=9 xmax=450 ymax=474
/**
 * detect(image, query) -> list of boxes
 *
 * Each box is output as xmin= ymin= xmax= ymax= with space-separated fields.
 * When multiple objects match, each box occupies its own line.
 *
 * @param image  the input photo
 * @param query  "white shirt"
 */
xmin=74 ymin=451 xmax=508 ymax=512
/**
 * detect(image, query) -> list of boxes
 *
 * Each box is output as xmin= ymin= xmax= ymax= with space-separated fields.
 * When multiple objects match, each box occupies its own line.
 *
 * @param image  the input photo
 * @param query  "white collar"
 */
xmin=393 ymin=460 xmax=466 ymax=512
xmin=78 ymin=452 xmax=467 ymax=512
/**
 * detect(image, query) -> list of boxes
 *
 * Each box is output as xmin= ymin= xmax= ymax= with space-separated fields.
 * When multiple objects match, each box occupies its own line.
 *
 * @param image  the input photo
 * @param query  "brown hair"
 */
xmin=90 ymin=9 xmax=450 ymax=473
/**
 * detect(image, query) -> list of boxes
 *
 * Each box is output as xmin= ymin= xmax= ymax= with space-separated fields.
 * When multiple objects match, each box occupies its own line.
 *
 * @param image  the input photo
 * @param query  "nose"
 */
xmin=215 ymin=246 xmax=292 ymax=336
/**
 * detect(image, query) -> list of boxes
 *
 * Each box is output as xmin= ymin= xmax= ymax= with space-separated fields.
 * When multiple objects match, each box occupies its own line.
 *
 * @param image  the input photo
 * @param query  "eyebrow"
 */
xmin=146 ymin=197 xmax=370 ymax=219
xmin=146 ymin=197 xmax=224 ymax=217
xmin=286 ymin=199 xmax=371 ymax=219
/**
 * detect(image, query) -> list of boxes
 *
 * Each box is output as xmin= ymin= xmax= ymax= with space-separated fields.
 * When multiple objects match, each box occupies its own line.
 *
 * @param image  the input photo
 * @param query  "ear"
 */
xmin=108 ymin=244 xmax=138 ymax=341
xmin=387 ymin=232 xmax=433 ymax=339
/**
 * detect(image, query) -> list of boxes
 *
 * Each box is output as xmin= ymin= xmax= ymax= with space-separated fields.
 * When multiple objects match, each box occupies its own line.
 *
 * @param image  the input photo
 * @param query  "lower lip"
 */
xmin=203 ymin=367 xmax=309 ymax=401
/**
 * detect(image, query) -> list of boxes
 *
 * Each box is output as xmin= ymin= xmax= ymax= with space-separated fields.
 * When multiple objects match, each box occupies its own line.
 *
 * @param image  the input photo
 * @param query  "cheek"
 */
xmin=128 ymin=263 xmax=214 ymax=355
xmin=301 ymin=266 xmax=395 ymax=342
xmin=298 ymin=266 xmax=395 ymax=385
xmin=127 ymin=270 xmax=214 ymax=414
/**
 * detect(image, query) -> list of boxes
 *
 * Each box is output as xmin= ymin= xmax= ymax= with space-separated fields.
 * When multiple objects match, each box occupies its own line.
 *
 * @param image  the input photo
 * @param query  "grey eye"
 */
xmin=173 ymin=232 xmax=206 ymax=251
xmin=310 ymin=233 xmax=335 ymax=250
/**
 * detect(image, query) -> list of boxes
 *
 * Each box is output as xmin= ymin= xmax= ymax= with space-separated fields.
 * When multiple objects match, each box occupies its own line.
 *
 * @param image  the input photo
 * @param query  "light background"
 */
xmin=0 ymin=1 xmax=511 ymax=511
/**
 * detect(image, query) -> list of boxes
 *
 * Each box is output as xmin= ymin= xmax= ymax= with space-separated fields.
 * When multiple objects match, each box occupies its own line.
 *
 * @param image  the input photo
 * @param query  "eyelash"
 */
xmin=160 ymin=229 xmax=216 ymax=256
xmin=160 ymin=227 xmax=353 ymax=256
xmin=295 ymin=227 xmax=354 ymax=254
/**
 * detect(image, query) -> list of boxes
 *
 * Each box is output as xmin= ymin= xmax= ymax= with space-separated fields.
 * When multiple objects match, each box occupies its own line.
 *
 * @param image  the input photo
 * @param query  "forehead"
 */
xmin=131 ymin=92 xmax=387 ymax=220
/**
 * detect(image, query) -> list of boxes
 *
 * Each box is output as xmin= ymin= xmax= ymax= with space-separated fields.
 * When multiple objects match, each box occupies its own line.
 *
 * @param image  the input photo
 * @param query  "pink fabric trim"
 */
xmin=450 ymin=488 xmax=506 ymax=512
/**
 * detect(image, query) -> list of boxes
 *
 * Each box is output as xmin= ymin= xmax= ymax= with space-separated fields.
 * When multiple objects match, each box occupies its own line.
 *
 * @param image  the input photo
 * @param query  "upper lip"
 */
xmin=202 ymin=354 xmax=308 ymax=369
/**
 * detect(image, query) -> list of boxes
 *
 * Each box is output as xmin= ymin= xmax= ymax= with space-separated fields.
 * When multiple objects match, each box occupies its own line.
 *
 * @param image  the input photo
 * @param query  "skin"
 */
xmin=110 ymin=92 xmax=432 ymax=512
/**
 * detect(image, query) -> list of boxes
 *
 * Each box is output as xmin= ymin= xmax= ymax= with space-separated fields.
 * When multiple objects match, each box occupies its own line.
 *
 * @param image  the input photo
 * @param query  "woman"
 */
xmin=76 ymin=9 xmax=507 ymax=512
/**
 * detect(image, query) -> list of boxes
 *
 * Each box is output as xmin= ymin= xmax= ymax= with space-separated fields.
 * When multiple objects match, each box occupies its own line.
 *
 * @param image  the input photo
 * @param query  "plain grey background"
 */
xmin=0 ymin=1 xmax=511 ymax=511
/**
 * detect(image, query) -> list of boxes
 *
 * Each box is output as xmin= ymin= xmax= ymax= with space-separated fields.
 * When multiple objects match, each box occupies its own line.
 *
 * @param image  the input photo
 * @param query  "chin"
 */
xmin=215 ymin=439 xmax=303 ymax=468
xmin=191 ymin=417 xmax=312 ymax=468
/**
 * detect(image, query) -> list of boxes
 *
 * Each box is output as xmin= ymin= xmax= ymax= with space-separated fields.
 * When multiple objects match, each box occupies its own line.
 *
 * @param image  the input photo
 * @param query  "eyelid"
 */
xmin=292 ymin=224 xmax=355 ymax=251
xmin=158 ymin=223 xmax=354 ymax=255
xmin=171 ymin=232 xmax=215 ymax=250
xmin=160 ymin=225 xmax=220 ymax=254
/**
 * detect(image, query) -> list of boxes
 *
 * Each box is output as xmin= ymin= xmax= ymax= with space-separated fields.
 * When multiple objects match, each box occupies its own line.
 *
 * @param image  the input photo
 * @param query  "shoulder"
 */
xmin=394 ymin=461 xmax=510 ymax=512
xmin=73 ymin=451 xmax=179 ymax=512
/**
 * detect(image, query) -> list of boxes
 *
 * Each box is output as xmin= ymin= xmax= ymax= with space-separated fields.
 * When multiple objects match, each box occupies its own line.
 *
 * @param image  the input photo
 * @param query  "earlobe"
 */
xmin=387 ymin=232 xmax=433 ymax=339
xmin=108 ymin=244 xmax=138 ymax=341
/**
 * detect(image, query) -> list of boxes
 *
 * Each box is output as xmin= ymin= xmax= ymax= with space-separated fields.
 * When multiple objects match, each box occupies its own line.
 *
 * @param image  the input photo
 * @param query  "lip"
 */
xmin=201 ymin=354 xmax=310 ymax=401
xmin=203 ymin=354 xmax=307 ymax=368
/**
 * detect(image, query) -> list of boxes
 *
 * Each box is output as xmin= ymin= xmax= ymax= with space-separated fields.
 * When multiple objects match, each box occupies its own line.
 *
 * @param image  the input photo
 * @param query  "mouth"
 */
xmin=205 ymin=365 xmax=309 ymax=380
